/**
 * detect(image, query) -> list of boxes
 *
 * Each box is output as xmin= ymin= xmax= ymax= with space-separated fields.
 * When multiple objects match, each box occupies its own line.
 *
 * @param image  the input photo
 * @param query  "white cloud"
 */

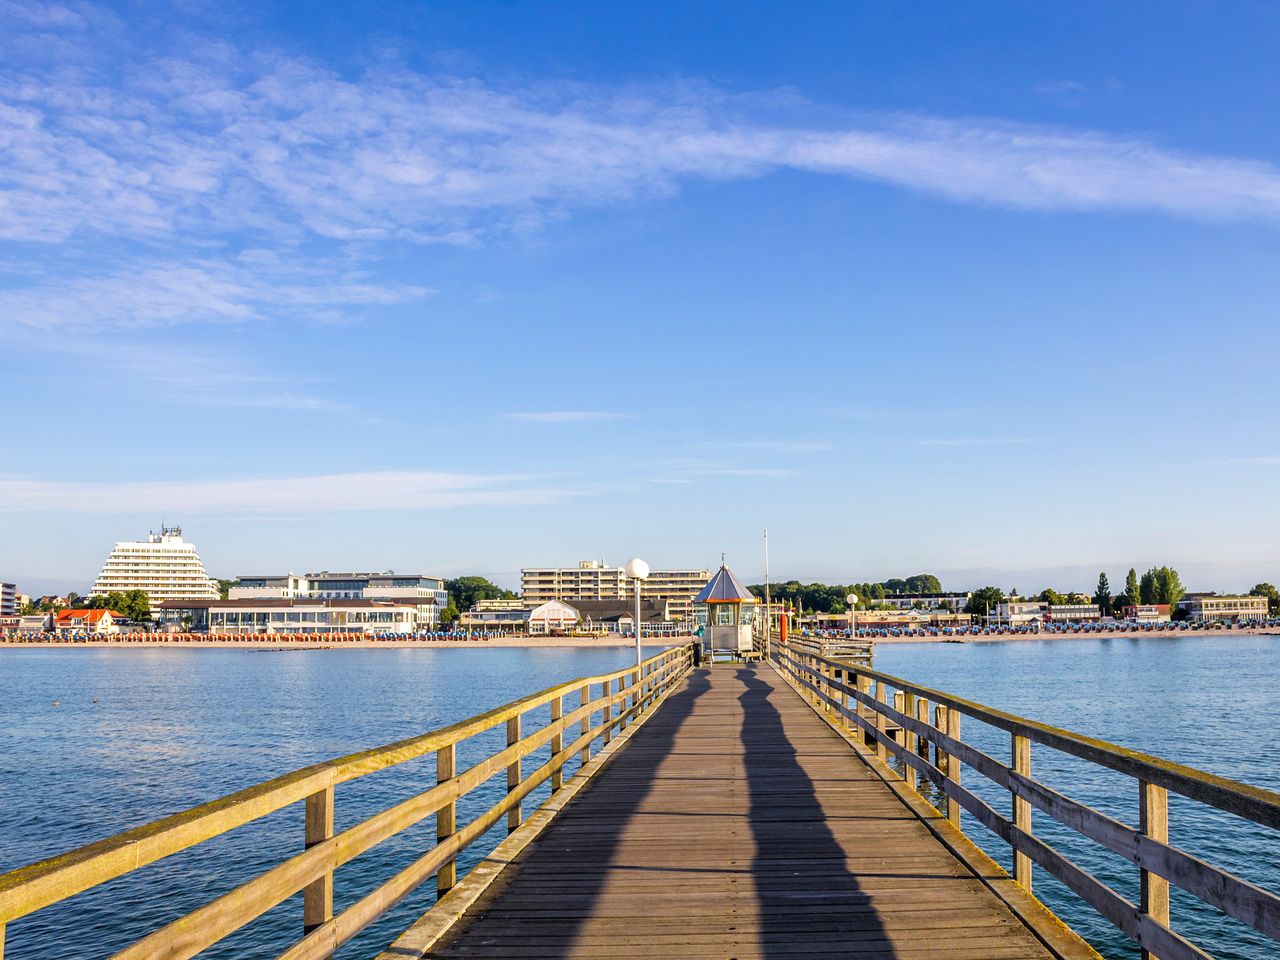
xmin=1197 ymin=456 xmax=1280 ymax=466
xmin=505 ymin=411 xmax=627 ymax=424
xmin=913 ymin=437 xmax=1035 ymax=447
xmin=4 ymin=30 xmax=1280 ymax=257
xmin=0 ymin=471 xmax=578 ymax=513
xmin=0 ymin=255 xmax=429 ymax=331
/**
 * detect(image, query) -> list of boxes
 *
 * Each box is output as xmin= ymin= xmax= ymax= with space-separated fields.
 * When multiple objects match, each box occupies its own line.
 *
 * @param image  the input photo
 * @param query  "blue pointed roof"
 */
xmin=695 ymin=564 xmax=755 ymax=603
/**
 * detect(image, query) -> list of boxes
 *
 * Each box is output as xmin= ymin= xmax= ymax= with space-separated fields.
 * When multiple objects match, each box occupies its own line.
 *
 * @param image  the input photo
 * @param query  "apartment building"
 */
xmin=91 ymin=526 xmax=219 ymax=604
xmin=521 ymin=560 xmax=711 ymax=622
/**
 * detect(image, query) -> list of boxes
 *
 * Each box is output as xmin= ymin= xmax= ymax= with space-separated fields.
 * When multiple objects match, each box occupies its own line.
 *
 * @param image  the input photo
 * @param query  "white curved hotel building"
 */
xmin=91 ymin=526 xmax=220 ymax=604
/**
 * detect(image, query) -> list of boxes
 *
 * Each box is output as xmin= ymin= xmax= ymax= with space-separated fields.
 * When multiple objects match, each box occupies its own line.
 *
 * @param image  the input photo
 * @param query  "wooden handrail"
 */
xmin=771 ymin=642 xmax=1280 ymax=960
xmin=0 ymin=644 xmax=695 ymax=960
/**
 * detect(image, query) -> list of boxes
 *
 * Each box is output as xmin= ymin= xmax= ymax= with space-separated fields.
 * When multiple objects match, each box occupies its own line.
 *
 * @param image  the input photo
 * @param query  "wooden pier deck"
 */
xmin=414 ymin=663 xmax=1056 ymax=959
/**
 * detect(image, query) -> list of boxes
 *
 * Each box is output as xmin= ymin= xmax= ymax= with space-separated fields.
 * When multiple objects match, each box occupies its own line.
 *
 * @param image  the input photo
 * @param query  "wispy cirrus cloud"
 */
xmin=4 ymin=12 xmax=1280 ymax=259
xmin=0 ymin=470 xmax=579 ymax=513
xmin=1197 ymin=456 xmax=1280 ymax=466
xmin=0 ymin=254 xmax=430 ymax=331
xmin=913 ymin=437 xmax=1035 ymax=448
xmin=505 ymin=411 xmax=628 ymax=424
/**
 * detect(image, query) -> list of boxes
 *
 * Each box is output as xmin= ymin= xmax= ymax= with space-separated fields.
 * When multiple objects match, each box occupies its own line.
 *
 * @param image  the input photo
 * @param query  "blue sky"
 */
xmin=2 ymin=0 xmax=1279 ymax=595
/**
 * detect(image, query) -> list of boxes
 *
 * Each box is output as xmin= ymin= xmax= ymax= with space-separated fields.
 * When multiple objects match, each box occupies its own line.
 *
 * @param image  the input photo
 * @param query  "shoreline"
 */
xmin=871 ymin=626 xmax=1277 ymax=644
xmin=2 ymin=628 xmax=1276 ymax=649
xmin=0 ymin=635 xmax=691 ymax=650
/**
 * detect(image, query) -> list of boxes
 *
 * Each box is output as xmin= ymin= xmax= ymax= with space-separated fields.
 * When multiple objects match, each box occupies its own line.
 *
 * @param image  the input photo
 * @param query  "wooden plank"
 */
xmin=437 ymin=744 xmax=457 ymax=895
xmin=1140 ymin=780 xmax=1170 ymax=960
xmin=1012 ymin=734 xmax=1032 ymax=891
xmin=427 ymin=664 xmax=1063 ymax=960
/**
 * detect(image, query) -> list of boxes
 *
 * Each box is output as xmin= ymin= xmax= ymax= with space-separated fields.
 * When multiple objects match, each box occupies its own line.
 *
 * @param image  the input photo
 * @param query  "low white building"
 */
xmin=157 ymin=598 xmax=435 ymax=635
xmin=879 ymin=592 xmax=972 ymax=612
xmin=1047 ymin=604 xmax=1101 ymax=622
xmin=1178 ymin=595 xmax=1268 ymax=621
xmin=231 ymin=572 xmax=449 ymax=626
xmin=991 ymin=601 xmax=1047 ymax=625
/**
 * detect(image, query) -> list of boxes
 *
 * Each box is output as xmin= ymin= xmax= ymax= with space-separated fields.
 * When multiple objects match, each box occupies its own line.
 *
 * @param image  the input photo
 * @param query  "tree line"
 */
xmin=746 ymin=574 xmax=944 ymax=614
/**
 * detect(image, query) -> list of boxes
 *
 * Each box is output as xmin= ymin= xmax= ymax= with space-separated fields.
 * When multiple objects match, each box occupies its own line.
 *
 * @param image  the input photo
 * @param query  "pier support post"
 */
xmin=579 ymin=685 xmax=590 ymax=766
xmin=436 ymin=744 xmax=457 ymax=894
xmin=916 ymin=698 xmax=931 ymax=763
xmin=603 ymin=679 xmax=613 ymax=745
xmin=551 ymin=695 xmax=564 ymax=792
xmin=1140 ymin=780 xmax=1170 ymax=960
xmin=303 ymin=784 xmax=334 ymax=932
xmin=507 ymin=714 xmax=522 ymax=833
xmin=874 ymin=682 xmax=889 ymax=762
xmin=1012 ymin=734 xmax=1032 ymax=890
xmin=902 ymin=692 xmax=918 ymax=790
xmin=945 ymin=709 xmax=961 ymax=828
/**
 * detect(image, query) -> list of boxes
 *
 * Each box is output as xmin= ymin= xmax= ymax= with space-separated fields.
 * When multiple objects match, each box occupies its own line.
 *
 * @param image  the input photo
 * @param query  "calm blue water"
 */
xmin=1 ymin=638 xmax=1276 ymax=959
xmin=875 ymin=635 xmax=1280 ymax=960
xmin=0 ymin=646 xmax=656 ymax=960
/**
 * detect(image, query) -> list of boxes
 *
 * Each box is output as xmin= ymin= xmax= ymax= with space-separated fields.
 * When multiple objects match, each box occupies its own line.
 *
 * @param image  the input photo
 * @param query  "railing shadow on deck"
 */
xmin=403 ymin=667 xmax=714 ymax=958
xmin=737 ymin=667 xmax=897 ymax=958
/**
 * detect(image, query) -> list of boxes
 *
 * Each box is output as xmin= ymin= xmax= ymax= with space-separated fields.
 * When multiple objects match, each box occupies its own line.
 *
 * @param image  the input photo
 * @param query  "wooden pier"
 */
xmin=1 ymin=642 xmax=1278 ymax=960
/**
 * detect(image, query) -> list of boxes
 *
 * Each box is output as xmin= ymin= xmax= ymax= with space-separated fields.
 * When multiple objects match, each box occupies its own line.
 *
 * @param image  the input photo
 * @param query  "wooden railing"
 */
xmin=0 ymin=644 xmax=695 ymax=960
xmin=772 ymin=641 xmax=1280 ymax=960
xmin=784 ymin=631 xmax=874 ymax=666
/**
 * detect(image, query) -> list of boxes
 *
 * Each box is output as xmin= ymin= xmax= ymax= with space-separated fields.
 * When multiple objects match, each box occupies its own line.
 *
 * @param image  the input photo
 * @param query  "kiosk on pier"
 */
xmin=694 ymin=562 xmax=758 ymax=661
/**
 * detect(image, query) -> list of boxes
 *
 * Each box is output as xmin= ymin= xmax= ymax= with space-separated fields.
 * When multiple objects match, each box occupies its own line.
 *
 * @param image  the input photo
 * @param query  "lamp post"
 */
xmin=624 ymin=558 xmax=650 ymax=667
xmin=846 ymin=593 xmax=859 ymax=640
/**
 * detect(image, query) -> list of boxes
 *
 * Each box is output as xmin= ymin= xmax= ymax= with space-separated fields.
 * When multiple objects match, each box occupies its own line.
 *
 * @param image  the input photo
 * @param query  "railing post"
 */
xmin=551 ymin=695 xmax=564 ymax=792
xmin=602 ymin=679 xmax=613 ymax=745
xmin=507 ymin=714 xmax=522 ymax=833
xmin=916 ymin=698 xmax=930 ymax=762
xmin=1012 ymin=733 xmax=1032 ymax=891
xmin=436 ymin=744 xmax=457 ymax=894
xmin=303 ymin=785 xmax=334 ymax=933
xmin=945 ymin=708 xmax=961 ymax=827
xmin=874 ymin=682 xmax=889 ymax=762
xmin=579 ymin=684 xmax=590 ymax=765
xmin=902 ymin=692 xmax=917 ymax=791
xmin=1140 ymin=780 xmax=1170 ymax=960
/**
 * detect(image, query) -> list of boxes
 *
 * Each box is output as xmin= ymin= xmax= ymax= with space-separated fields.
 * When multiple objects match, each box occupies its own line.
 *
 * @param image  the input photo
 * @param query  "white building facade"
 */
xmin=91 ymin=527 xmax=220 ymax=605
xmin=521 ymin=560 xmax=710 ymax=623
xmin=231 ymin=572 xmax=448 ymax=626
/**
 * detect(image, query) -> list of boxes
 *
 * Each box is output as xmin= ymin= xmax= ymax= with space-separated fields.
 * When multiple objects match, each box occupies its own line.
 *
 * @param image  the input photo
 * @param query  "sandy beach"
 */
xmin=871 ymin=626 xmax=1278 ymax=644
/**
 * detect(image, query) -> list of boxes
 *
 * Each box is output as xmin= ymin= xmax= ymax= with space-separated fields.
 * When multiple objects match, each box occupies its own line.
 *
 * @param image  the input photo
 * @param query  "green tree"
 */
xmin=1038 ymin=588 xmax=1065 ymax=605
xmin=1153 ymin=567 xmax=1185 ymax=609
xmin=1125 ymin=568 xmax=1140 ymax=607
xmin=1249 ymin=583 xmax=1280 ymax=615
xmin=445 ymin=576 xmax=516 ymax=612
xmin=903 ymin=574 xmax=942 ymax=594
xmin=1138 ymin=569 xmax=1157 ymax=604
xmin=964 ymin=586 xmax=1004 ymax=616
xmin=1093 ymin=573 xmax=1112 ymax=615
xmin=440 ymin=602 xmax=461 ymax=626
xmin=217 ymin=579 xmax=236 ymax=599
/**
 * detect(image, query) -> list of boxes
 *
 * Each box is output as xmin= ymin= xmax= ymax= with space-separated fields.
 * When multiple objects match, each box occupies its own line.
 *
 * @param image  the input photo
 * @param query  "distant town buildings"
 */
xmin=157 ymin=598 xmax=437 ymax=635
xmin=53 ymin=609 xmax=129 ymax=636
xmin=460 ymin=597 xmax=675 ymax=635
xmin=1178 ymin=594 xmax=1268 ymax=621
xmin=232 ymin=572 xmax=448 ymax=606
xmin=879 ymin=592 xmax=971 ymax=612
xmin=91 ymin=526 xmax=219 ymax=605
xmin=522 ymin=560 xmax=711 ymax=622
xmin=1121 ymin=604 xmax=1172 ymax=622
xmin=0 ymin=582 xmax=15 ymax=617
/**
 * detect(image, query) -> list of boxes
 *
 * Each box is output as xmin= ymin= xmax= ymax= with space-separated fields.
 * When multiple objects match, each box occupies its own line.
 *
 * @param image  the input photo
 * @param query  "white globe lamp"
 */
xmin=624 ymin=558 xmax=649 ymax=665
xmin=846 ymin=593 xmax=859 ymax=639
